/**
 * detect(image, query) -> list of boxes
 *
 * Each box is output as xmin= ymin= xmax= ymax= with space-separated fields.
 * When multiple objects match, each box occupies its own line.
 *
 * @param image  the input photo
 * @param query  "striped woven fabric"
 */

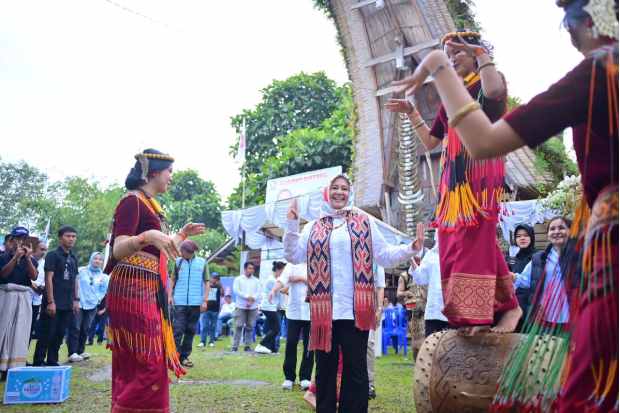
xmin=306 ymin=210 xmax=375 ymax=352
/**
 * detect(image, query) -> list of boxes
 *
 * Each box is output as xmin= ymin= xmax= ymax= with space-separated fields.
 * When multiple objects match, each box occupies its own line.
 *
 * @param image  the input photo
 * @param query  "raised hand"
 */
xmin=391 ymin=64 xmax=430 ymax=96
xmin=411 ymin=222 xmax=425 ymax=252
xmin=181 ymin=223 xmax=206 ymax=237
xmin=287 ymin=198 xmax=299 ymax=221
xmin=385 ymin=98 xmax=414 ymax=114
xmin=446 ymin=35 xmax=485 ymax=58
xmin=145 ymin=230 xmax=181 ymax=259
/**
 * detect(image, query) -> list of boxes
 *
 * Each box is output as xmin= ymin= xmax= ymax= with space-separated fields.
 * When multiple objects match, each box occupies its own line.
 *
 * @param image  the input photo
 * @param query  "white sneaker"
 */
xmin=197 ymin=342 xmax=205 ymax=347
xmin=208 ymin=342 xmax=215 ymax=348
xmin=68 ymin=353 xmax=83 ymax=363
xmin=300 ymin=380 xmax=311 ymax=390
xmin=254 ymin=344 xmax=272 ymax=354
xmin=79 ymin=352 xmax=90 ymax=360
xmin=281 ymin=380 xmax=294 ymax=390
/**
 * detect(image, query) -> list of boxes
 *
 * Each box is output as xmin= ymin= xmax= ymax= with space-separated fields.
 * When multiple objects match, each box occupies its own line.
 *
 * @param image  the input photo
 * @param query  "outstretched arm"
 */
xmin=392 ymin=50 xmax=525 ymax=159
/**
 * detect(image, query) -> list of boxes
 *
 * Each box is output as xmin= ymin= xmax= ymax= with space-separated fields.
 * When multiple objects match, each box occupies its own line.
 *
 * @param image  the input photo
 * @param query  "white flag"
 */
xmin=236 ymin=123 xmax=246 ymax=164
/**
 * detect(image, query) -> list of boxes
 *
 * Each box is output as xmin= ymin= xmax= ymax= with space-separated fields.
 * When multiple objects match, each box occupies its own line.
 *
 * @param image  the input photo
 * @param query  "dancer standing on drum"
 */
xmin=284 ymin=174 xmax=422 ymax=413
xmin=386 ymin=31 xmax=522 ymax=334
xmin=105 ymin=149 xmax=205 ymax=413
xmin=390 ymin=1 xmax=617 ymax=410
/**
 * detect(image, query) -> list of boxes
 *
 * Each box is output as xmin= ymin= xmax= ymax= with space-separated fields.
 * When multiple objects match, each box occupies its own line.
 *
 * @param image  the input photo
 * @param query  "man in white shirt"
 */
xmin=270 ymin=263 xmax=313 ymax=391
xmin=216 ymin=294 xmax=236 ymax=337
xmin=408 ymin=234 xmax=449 ymax=337
xmin=231 ymin=262 xmax=261 ymax=352
xmin=30 ymin=241 xmax=48 ymax=342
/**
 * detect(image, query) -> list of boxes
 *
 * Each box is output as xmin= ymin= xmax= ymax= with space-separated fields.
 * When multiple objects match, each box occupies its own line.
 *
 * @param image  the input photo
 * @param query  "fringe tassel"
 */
xmin=433 ymin=128 xmax=505 ymax=230
xmin=106 ymin=253 xmax=185 ymax=378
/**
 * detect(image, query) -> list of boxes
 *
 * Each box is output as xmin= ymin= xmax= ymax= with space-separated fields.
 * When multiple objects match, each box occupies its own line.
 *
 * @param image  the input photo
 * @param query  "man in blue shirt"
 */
xmin=169 ymin=240 xmax=209 ymax=368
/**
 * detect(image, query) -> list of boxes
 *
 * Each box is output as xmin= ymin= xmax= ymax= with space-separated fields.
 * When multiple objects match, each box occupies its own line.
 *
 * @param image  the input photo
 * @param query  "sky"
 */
xmin=0 ymin=0 xmax=583 ymax=201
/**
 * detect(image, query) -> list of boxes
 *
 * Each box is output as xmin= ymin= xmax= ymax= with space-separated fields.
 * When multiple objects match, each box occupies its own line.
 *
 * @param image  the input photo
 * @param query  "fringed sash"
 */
xmin=306 ymin=210 xmax=375 ymax=352
xmin=491 ymin=47 xmax=619 ymax=413
xmin=433 ymin=78 xmax=505 ymax=230
xmin=106 ymin=252 xmax=185 ymax=378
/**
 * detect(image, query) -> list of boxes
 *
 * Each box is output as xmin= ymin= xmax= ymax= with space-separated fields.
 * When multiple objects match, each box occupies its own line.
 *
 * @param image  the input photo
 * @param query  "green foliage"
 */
xmin=0 ymin=159 xmax=225 ymax=266
xmin=228 ymin=76 xmax=354 ymax=209
xmin=533 ymin=136 xmax=579 ymax=193
xmin=542 ymin=175 xmax=582 ymax=218
xmin=446 ymin=0 xmax=481 ymax=31
xmin=230 ymin=72 xmax=343 ymax=175
xmin=43 ymin=178 xmax=124 ymax=263
xmin=507 ymin=96 xmax=522 ymax=111
xmin=0 ymin=159 xmax=49 ymax=232
xmin=159 ymin=170 xmax=222 ymax=231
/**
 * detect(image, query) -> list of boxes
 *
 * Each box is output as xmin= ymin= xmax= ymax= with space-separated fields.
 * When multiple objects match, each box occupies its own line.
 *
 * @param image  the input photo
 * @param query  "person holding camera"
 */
xmin=0 ymin=226 xmax=38 ymax=377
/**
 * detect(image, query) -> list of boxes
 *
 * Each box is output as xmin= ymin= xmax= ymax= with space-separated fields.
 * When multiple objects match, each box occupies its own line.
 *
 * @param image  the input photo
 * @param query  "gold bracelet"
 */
xmin=413 ymin=119 xmax=426 ymax=129
xmin=448 ymin=101 xmax=481 ymax=129
xmin=478 ymin=62 xmax=496 ymax=72
xmin=178 ymin=231 xmax=188 ymax=241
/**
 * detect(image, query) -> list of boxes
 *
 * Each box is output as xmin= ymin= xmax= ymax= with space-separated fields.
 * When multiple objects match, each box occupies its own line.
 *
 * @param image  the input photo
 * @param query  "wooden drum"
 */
xmin=413 ymin=330 xmax=523 ymax=413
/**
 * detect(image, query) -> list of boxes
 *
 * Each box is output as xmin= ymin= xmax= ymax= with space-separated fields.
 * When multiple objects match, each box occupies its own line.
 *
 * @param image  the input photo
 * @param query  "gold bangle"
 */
xmin=448 ymin=101 xmax=481 ymax=129
xmin=413 ymin=119 xmax=426 ymax=129
xmin=178 ymin=231 xmax=188 ymax=241
xmin=478 ymin=62 xmax=496 ymax=72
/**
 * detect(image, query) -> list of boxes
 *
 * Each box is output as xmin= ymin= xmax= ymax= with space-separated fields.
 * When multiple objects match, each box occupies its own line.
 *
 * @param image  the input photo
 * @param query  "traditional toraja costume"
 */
xmin=105 ymin=153 xmax=183 ymax=413
xmin=430 ymin=35 xmax=519 ymax=326
xmin=284 ymin=175 xmax=415 ymax=412
xmin=491 ymin=1 xmax=618 ymax=411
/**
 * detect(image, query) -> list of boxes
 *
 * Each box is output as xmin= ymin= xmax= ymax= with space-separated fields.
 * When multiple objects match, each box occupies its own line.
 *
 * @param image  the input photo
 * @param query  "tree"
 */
xmin=230 ymin=72 xmax=344 ymax=176
xmin=228 ymin=83 xmax=354 ymax=208
xmin=0 ymin=159 xmax=49 ymax=233
xmin=159 ymin=169 xmax=222 ymax=231
xmin=43 ymin=178 xmax=124 ymax=263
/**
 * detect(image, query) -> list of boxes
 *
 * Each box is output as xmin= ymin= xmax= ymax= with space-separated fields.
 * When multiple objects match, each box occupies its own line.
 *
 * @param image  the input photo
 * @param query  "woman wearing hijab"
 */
xmin=284 ymin=174 xmax=421 ymax=413
xmin=507 ymin=224 xmax=537 ymax=329
xmin=514 ymin=217 xmax=571 ymax=328
xmin=68 ymin=252 xmax=107 ymax=362
xmin=105 ymin=149 xmax=204 ymax=413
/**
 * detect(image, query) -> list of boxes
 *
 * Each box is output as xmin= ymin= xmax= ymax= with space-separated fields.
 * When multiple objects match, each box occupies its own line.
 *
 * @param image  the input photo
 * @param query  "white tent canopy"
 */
xmin=221 ymin=189 xmax=412 ymax=252
xmin=221 ymin=192 xmax=556 ymax=255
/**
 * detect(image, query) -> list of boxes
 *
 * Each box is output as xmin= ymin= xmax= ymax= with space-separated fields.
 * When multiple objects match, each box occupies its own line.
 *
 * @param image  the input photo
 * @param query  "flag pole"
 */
xmin=241 ymin=118 xmax=247 ymax=210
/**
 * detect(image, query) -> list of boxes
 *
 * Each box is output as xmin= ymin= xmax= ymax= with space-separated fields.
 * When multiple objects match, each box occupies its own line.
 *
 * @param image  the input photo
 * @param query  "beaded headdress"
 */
xmin=557 ymin=0 xmax=619 ymax=40
xmin=134 ymin=151 xmax=174 ymax=181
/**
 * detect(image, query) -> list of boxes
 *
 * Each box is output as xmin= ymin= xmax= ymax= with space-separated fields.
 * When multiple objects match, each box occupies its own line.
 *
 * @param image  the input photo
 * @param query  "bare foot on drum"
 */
xmin=303 ymin=390 xmax=316 ymax=409
xmin=457 ymin=325 xmax=490 ymax=336
xmin=490 ymin=306 xmax=523 ymax=334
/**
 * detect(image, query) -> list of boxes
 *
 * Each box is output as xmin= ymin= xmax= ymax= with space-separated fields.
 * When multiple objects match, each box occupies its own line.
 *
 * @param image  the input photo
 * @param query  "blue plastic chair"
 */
xmin=381 ymin=307 xmax=408 ymax=355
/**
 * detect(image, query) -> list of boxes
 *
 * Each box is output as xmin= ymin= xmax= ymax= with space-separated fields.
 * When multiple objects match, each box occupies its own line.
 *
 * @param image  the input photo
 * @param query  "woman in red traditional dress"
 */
xmin=105 ymin=149 xmax=204 ymax=413
xmin=386 ymin=31 xmax=522 ymax=334
xmin=284 ymin=175 xmax=421 ymax=413
xmin=391 ymin=1 xmax=618 ymax=411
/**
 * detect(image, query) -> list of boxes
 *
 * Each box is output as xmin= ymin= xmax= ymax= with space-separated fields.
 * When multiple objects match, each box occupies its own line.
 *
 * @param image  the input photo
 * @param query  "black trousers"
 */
xmin=424 ymin=319 xmax=451 ymax=337
xmin=33 ymin=308 xmax=73 ymax=366
xmin=316 ymin=320 xmax=369 ymax=413
xmin=68 ymin=308 xmax=96 ymax=355
xmin=30 ymin=305 xmax=40 ymax=342
xmin=259 ymin=310 xmax=281 ymax=352
xmin=173 ymin=305 xmax=201 ymax=360
xmin=283 ymin=318 xmax=313 ymax=382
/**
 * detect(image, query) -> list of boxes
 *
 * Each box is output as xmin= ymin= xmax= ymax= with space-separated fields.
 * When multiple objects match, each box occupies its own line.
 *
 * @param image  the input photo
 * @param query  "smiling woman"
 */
xmin=104 ymin=148 xmax=205 ymax=413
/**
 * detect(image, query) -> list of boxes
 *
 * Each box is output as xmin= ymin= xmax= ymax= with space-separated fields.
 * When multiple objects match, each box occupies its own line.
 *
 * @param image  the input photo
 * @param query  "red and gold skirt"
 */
xmin=106 ymin=252 xmax=183 ymax=413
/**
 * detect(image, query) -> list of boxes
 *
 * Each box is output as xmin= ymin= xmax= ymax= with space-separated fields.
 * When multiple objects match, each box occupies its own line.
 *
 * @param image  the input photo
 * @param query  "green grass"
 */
xmin=1 ymin=337 xmax=416 ymax=412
